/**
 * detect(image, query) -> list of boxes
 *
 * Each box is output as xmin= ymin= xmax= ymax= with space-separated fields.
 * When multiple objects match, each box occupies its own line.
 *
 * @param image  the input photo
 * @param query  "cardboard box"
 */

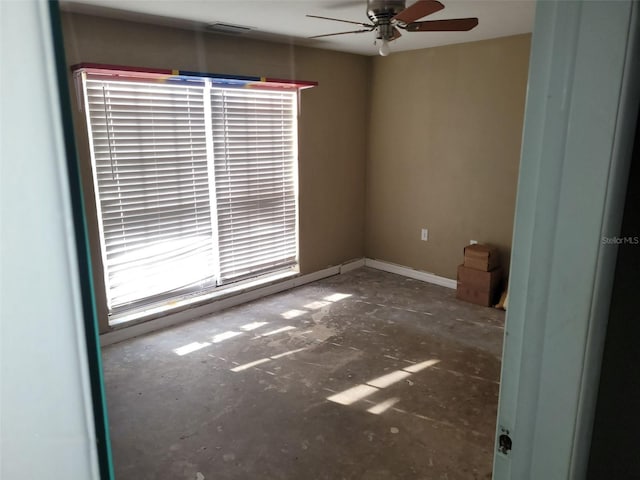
xmin=456 ymin=265 xmax=502 ymax=307
xmin=463 ymin=244 xmax=500 ymax=271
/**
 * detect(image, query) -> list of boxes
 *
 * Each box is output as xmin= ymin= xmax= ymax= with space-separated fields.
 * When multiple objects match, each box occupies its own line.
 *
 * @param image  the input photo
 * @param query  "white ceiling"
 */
xmin=61 ymin=0 xmax=536 ymax=56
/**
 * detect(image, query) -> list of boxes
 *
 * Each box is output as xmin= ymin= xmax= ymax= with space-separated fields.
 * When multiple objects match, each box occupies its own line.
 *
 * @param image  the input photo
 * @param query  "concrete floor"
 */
xmin=103 ymin=267 xmax=505 ymax=480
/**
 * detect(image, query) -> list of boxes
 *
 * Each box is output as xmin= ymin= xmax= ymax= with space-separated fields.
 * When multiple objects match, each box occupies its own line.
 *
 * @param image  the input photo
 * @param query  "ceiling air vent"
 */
xmin=206 ymin=23 xmax=252 ymax=35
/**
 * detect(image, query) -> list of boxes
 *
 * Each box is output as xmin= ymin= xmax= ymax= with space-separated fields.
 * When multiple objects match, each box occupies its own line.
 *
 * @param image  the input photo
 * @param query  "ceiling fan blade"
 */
xmin=393 ymin=0 xmax=444 ymax=24
xmin=391 ymin=27 xmax=402 ymax=40
xmin=306 ymin=14 xmax=372 ymax=28
xmin=309 ymin=29 xmax=373 ymax=39
xmin=406 ymin=17 xmax=479 ymax=32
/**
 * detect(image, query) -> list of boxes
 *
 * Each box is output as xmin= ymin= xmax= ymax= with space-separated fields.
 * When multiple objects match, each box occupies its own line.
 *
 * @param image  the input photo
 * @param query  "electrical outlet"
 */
xmin=421 ymin=228 xmax=429 ymax=241
xmin=470 ymin=239 xmax=478 ymax=245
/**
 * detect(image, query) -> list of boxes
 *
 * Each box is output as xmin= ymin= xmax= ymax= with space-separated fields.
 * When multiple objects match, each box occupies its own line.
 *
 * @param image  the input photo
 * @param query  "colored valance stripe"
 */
xmin=71 ymin=63 xmax=317 ymax=91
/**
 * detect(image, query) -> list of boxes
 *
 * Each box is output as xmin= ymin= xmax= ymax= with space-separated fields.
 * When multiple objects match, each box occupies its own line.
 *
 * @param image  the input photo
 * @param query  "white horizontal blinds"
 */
xmin=84 ymin=76 xmax=216 ymax=310
xmin=211 ymin=88 xmax=298 ymax=283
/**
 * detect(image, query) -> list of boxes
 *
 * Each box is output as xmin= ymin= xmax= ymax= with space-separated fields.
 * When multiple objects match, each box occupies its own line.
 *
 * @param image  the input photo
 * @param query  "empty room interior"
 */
xmin=58 ymin=1 xmax=534 ymax=478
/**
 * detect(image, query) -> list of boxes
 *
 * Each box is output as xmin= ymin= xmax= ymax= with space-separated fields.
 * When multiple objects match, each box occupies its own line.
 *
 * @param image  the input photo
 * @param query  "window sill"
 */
xmin=108 ymin=268 xmax=299 ymax=329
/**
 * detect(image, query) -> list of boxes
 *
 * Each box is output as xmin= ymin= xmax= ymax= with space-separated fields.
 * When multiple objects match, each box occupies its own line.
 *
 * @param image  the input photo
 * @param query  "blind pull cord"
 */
xmin=222 ymin=92 xmax=229 ymax=172
xmin=102 ymin=85 xmax=116 ymax=180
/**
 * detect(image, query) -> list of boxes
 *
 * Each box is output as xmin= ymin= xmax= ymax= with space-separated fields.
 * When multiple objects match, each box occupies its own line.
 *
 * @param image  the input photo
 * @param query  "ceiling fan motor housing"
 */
xmin=368 ymin=0 xmax=405 ymax=40
xmin=367 ymin=0 xmax=406 ymax=23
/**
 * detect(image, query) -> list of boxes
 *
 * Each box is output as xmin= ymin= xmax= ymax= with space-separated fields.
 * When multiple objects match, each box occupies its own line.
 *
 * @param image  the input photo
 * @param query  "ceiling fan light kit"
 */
xmin=307 ymin=0 xmax=479 ymax=56
xmin=378 ymin=38 xmax=391 ymax=56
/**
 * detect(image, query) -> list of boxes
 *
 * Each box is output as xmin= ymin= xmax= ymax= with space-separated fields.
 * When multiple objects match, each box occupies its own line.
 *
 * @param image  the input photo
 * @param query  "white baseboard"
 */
xmin=364 ymin=258 xmax=457 ymax=289
xmin=100 ymin=260 xmax=362 ymax=347
xmin=340 ymin=258 xmax=365 ymax=274
xmin=100 ymin=257 xmax=455 ymax=346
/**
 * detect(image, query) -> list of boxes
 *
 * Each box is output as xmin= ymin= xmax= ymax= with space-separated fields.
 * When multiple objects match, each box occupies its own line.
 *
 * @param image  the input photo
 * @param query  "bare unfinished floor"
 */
xmin=102 ymin=267 xmax=505 ymax=480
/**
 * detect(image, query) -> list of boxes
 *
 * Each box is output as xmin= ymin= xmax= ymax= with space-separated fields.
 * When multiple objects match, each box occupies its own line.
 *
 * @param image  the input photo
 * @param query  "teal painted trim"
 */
xmin=494 ymin=1 xmax=639 ymax=478
xmin=47 ymin=2 xmax=114 ymax=479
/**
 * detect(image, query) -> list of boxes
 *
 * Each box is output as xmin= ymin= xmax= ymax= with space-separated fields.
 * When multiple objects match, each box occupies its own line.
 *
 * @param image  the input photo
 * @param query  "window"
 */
xmin=211 ymin=88 xmax=298 ymax=284
xmin=76 ymin=66 xmax=310 ymax=315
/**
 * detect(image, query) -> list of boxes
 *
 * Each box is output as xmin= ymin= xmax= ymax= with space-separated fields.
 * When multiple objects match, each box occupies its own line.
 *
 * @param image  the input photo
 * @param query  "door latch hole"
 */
xmin=499 ymin=433 xmax=512 ymax=455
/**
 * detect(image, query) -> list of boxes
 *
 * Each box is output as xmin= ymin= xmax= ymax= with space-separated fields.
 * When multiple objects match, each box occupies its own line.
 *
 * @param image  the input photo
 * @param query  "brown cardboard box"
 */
xmin=463 ymin=244 xmax=500 ymax=271
xmin=456 ymin=264 xmax=502 ymax=307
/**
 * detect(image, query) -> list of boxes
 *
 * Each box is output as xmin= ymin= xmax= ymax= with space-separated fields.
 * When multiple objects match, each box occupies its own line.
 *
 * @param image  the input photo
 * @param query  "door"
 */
xmin=493 ymin=1 xmax=640 ymax=478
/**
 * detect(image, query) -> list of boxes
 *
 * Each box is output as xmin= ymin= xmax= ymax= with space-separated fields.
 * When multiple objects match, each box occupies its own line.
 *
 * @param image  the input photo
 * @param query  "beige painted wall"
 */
xmin=61 ymin=13 xmax=370 ymax=332
xmin=365 ymin=34 xmax=531 ymax=279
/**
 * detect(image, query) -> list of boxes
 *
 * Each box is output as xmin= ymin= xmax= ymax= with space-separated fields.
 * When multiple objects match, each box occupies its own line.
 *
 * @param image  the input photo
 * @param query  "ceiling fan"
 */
xmin=307 ymin=0 xmax=479 ymax=56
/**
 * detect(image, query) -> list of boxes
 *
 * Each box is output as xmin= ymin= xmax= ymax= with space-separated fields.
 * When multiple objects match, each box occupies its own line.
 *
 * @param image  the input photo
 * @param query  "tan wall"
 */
xmin=365 ymin=34 xmax=531 ymax=279
xmin=61 ymin=13 xmax=370 ymax=332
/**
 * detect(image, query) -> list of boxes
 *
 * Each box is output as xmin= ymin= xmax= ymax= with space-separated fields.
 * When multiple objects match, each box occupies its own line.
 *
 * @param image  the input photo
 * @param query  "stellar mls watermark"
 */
xmin=602 ymin=236 xmax=640 ymax=245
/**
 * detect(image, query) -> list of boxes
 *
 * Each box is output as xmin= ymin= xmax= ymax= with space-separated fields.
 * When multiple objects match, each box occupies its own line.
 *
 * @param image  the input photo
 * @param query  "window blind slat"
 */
xmin=100 ymin=191 xmax=211 ymax=209
xmin=105 ymin=230 xmax=213 ymax=257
